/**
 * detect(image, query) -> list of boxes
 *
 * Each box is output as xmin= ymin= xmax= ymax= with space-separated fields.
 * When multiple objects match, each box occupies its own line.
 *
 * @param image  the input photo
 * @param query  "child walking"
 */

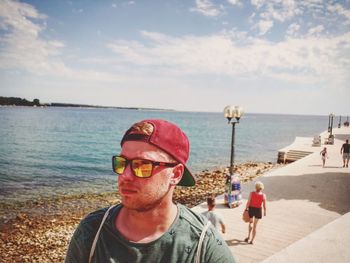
xmin=202 ymin=195 xmax=226 ymax=234
xmin=320 ymin=147 xmax=328 ymax=167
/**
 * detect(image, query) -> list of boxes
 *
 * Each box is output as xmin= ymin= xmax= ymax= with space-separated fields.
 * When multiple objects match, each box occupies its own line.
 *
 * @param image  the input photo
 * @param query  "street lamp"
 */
xmin=338 ymin=115 xmax=342 ymax=128
xmin=224 ymin=105 xmax=244 ymax=208
xmin=329 ymin=113 xmax=335 ymax=137
xmin=326 ymin=113 xmax=335 ymax=145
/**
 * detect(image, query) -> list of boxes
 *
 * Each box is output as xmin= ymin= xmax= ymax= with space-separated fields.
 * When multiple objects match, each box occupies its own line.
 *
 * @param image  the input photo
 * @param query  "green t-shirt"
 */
xmin=65 ymin=203 xmax=235 ymax=263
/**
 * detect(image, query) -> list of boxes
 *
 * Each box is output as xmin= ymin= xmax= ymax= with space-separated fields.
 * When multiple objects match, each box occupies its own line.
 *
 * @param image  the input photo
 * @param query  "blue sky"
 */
xmin=0 ymin=0 xmax=349 ymax=115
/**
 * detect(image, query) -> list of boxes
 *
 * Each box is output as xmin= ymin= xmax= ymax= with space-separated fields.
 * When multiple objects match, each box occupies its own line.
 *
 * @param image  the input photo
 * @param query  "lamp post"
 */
xmin=329 ymin=113 xmax=335 ymax=137
xmin=338 ymin=115 xmax=342 ymax=128
xmin=224 ymin=105 xmax=244 ymax=208
xmin=326 ymin=113 xmax=335 ymax=145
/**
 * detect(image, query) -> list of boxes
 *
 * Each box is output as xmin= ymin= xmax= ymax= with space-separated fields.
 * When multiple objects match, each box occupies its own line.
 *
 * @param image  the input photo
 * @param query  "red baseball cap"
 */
xmin=121 ymin=119 xmax=196 ymax=186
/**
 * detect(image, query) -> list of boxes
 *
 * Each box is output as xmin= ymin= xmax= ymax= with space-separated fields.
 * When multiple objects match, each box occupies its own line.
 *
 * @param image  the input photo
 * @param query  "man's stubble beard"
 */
xmin=122 ymin=184 xmax=172 ymax=212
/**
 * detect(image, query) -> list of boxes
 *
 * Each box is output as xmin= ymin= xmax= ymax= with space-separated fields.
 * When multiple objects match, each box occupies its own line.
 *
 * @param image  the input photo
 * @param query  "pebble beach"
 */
xmin=0 ymin=162 xmax=283 ymax=263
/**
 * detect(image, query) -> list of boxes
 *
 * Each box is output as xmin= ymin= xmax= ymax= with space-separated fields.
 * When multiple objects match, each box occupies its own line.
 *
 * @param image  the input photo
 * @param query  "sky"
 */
xmin=0 ymin=0 xmax=349 ymax=115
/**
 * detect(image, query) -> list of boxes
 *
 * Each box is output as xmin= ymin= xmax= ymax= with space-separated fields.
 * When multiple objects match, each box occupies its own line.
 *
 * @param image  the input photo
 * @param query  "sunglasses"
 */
xmin=112 ymin=155 xmax=178 ymax=178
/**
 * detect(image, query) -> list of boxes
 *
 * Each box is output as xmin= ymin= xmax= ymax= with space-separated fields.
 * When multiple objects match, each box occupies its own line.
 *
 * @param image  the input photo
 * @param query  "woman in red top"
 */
xmin=244 ymin=181 xmax=266 ymax=244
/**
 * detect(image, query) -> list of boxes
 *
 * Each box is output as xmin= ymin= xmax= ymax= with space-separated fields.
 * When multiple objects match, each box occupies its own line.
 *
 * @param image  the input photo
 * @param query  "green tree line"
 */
xmin=0 ymin=96 xmax=40 ymax=106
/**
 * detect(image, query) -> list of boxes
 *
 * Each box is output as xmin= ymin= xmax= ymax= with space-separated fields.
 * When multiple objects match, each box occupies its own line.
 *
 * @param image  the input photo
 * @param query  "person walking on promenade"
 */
xmin=340 ymin=139 xmax=350 ymax=168
xmin=65 ymin=119 xmax=235 ymax=263
xmin=320 ymin=147 xmax=328 ymax=168
xmin=244 ymin=181 xmax=266 ymax=245
xmin=202 ymin=195 xmax=226 ymax=234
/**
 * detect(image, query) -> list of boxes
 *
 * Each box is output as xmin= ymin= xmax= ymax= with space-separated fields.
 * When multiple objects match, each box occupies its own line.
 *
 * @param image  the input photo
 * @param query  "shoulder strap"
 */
xmin=89 ymin=205 xmax=117 ymax=263
xmin=195 ymin=221 xmax=211 ymax=263
xmin=89 ymin=207 xmax=211 ymax=263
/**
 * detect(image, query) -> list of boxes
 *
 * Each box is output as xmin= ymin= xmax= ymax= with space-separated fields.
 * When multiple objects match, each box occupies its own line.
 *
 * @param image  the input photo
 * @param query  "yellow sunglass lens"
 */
xmin=132 ymin=160 xmax=152 ymax=178
xmin=115 ymin=157 xmax=126 ymax=174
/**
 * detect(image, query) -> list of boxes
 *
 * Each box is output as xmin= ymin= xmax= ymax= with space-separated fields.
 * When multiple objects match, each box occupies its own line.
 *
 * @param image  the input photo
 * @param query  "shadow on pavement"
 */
xmin=226 ymin=238 xmax=250 ymax=247
xmin=308 ymin=165 xmax=343 ymax=168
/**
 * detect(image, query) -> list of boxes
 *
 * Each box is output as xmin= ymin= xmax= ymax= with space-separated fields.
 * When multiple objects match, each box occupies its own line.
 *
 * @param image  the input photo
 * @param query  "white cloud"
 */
xmin=258 ymin=0 xmax=302 ymax=22
xmin=249 ymin=0 xmax=350 ymax=39
xmin=249 ymin=0 xmax=303 ymax=37
xmin=107 ymin=30 xmax=350 ymax=89
xmin=191 ymin=0 xmax=222 ymax=17
xmin=227 ymin=0 xmax=242 ymax=6
xmin=328 ymin=3 xmax=350 ymax=24
xmin=307 ymin=25 xmax=324 ymax=36
xmin=0 ymin=0 xmax=122 ymax=83
xmin=256 ymin=20 xmax=273 ymax=35
xmin=251 ymin=0 xmax=266 ymax=10
xmin=0 ymin=0 xmax=46 ymax=34
xmin=0 ymin=0 xmax=68 ymax=75
xmin=286 ymin=22 xmax=300 ymax=37
xmin=301 ymin=0 xmax=324 ymax=9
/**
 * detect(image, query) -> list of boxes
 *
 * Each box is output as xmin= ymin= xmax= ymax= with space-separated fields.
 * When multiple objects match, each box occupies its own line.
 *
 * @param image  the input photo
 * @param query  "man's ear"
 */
xmin=171 ymin=164 xmax=184 ymax=185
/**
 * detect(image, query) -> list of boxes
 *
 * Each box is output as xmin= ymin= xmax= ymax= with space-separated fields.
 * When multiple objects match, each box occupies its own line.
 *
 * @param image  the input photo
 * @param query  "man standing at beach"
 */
xmin=65 ymin=119 xmax=235 ymax=263
xmin=340 ymin=139 xmax=350 ymax=168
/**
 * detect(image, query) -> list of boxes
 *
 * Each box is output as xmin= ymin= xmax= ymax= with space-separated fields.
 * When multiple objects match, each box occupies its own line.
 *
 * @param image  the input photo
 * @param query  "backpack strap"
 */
xmin=195 ymin=221 xmax=211 ymax=263
xmin=89 ymin=206 xmax=211 ymax=263
xmin=89 ymin=205 xmax=117 ymax=263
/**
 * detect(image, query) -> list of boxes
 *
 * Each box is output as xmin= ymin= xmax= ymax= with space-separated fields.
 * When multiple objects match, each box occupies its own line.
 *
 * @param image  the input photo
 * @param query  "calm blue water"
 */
xmin=0 ymin=107 xmax=330 ymax=202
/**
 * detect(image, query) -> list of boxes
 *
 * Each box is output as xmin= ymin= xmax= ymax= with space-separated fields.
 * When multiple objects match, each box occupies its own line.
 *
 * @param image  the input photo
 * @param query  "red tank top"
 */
xmin=250 ymin=192 xmax=264 ymax=208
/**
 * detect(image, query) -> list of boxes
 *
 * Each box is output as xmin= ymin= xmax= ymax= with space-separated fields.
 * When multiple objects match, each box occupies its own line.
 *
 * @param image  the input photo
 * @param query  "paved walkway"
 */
xmin=262 ymin=211 xmax=350 ymax=263
xmin=192 ymin=126 xmax=350 ymax=262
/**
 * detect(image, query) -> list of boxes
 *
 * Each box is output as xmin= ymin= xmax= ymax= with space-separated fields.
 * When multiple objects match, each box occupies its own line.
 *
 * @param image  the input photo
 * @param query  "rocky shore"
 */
xmin=0 ymin=162 xmax=283 ymax=262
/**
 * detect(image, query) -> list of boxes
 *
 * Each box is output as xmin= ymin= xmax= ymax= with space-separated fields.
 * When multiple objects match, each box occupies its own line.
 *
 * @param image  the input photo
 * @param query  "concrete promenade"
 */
xmin=192 ymin=126 xmax=350 ymax=262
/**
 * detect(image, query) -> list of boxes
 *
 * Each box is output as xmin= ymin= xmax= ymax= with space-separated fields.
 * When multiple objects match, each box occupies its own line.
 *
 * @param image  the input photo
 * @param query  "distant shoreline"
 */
xmin=0 ymin=96 xmax=174 ymax=111
xmin=0 ymin=104 xmax=174 ymax=112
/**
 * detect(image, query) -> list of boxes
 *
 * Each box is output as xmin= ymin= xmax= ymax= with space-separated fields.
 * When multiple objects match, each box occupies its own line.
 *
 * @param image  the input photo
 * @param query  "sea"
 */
xmin=0 ymin=107 xmax=331 ymax=204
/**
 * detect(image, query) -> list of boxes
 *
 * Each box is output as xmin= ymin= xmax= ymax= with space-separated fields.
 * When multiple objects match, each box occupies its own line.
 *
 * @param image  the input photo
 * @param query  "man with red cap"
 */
xmin=66 ymin=119 xmax=235 ymax=263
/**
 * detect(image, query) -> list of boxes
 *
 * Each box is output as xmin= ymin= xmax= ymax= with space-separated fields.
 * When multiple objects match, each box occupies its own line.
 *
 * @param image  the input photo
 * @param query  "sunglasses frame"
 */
xmin=112 ymin=155 xmax=178 ymax=178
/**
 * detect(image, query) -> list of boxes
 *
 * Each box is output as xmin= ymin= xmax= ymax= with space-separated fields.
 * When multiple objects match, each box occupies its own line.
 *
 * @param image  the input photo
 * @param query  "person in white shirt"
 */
xmin=202 ymin=195 xmax=226 ymax=234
